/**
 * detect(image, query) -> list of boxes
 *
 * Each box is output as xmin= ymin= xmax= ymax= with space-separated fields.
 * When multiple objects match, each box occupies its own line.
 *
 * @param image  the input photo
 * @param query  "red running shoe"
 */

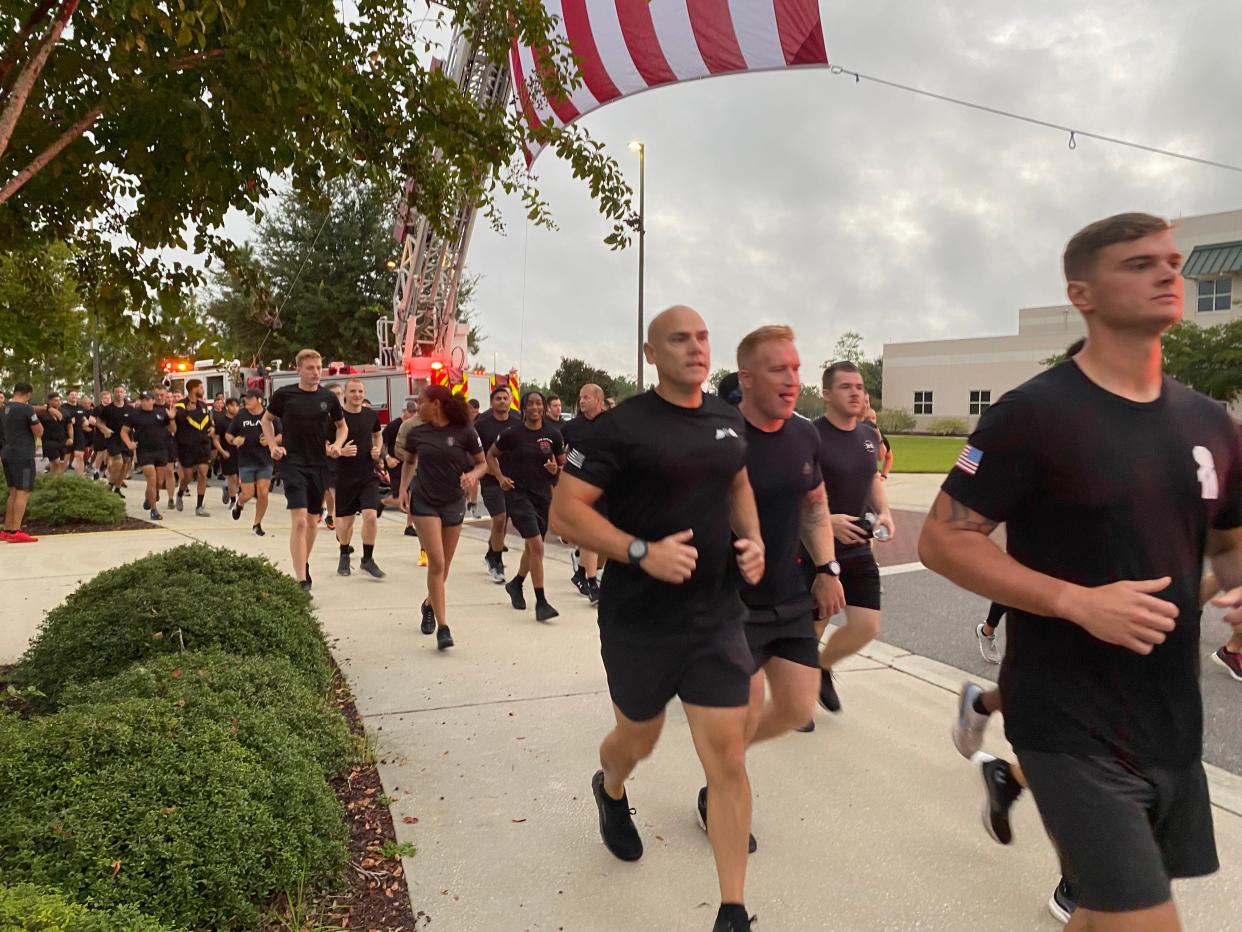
xmin=8 ymin=530 xmax=38 ymax=543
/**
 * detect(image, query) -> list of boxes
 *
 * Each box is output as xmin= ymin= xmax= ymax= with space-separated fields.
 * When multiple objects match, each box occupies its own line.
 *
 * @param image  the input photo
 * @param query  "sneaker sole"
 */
xmin=951 ymin=684 xmax=984 ymax=759
xmin=1211 ymin=651 xmax=1242 ymax=682
xmin=1048 ymin=893 xmax=1073 ymax=924
xmin=971 ymin=752 xmax=1010 ymax=845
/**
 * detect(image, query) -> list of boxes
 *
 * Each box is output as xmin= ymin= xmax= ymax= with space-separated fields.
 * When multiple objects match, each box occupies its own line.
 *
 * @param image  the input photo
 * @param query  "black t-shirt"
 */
xmin=39 ymin=410 xmax=68 ymax=446
xmin=125 ymin=407 xmax=170 ymax=456
xmin=495 ymin=420 xmax=564 ymax=495
xmin=228 ymin=411 xmax=278 ymax=469
xmin=742 ymin=415 xmax=822 ymax=613
xmin=382 ymin=418 xmax=404 ymax=459
xmin=99 ymin=402 xmax=129 ymax=441
xmin=175 ymin=402 xmax=213 ymax=451
xmin=813 ymin=416 xmax=880 ymax=555
xmin=406 ymin=422 xmax=484 ymax=505
xmin=561 ymin=412 xmax=605 ymax=452
xmin=266 ymin=385 xmax=344 ymax=467
xmin=338 ymin=408 xmax=381 ymax=481
xmin=564 ymin=390 xmax=748 ymax=636
xmin=1 ymin=401 xmax=39 ymax=461
xmin=474 ymin=411 xmax=516 ymax=485
xmin=212 ymin=411 xmax=234 ymax=452
xmin=942 ymin=362 xmax=1242 ymax=766
xmin=61 ymin=402 xmax=85 ymax=440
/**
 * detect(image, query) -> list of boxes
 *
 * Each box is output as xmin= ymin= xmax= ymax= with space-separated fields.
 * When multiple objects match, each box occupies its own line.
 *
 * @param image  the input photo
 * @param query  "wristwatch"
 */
xmin=815 ymin=560 xmax=842 ymax=578
xmin=627 ymin=539 xmax=649 ymax=565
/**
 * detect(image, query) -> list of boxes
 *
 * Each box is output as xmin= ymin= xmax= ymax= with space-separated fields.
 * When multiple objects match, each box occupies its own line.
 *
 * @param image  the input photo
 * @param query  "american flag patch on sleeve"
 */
xmin=954 ymin=444 xmax=983 ymax=475
xmin=566 ymin=448 xmax=585 ymax=469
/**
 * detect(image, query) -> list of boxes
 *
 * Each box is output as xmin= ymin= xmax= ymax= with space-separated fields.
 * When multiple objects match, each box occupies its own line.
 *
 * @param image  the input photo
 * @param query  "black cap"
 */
xmin=138 ymin=391 xmax=154 ymax=400
xmin=717 ymin=372 xmax=742 ymax=406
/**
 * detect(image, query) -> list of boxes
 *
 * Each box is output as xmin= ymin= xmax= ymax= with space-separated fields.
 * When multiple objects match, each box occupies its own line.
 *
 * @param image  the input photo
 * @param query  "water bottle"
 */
xmin=864 ymin=512 xmax=891 ymax=542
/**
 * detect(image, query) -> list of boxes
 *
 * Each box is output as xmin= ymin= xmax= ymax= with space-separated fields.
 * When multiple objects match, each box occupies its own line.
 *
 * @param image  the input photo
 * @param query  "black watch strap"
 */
xmin=816 ymin=560 xmax=841 ymax=577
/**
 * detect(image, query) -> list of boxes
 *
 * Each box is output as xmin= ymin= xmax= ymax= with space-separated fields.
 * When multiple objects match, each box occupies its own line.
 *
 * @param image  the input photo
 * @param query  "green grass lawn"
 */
xmin=888 ymin=435 xmax=967 ymax=474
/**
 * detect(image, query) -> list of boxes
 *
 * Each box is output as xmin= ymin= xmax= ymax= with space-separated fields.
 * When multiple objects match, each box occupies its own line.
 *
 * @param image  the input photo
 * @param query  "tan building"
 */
xmin=882 ymin=208 xmax=1242 ymax=430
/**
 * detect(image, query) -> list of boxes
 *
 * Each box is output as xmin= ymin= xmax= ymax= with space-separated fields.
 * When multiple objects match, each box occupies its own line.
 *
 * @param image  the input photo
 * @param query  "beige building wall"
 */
xmin=882 ymin=208 xmax=1242 ymax=431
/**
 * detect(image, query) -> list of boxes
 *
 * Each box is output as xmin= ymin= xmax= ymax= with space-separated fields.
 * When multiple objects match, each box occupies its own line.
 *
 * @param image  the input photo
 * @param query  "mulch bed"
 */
xmin=21 ymin=517 xmax=155 ymax=537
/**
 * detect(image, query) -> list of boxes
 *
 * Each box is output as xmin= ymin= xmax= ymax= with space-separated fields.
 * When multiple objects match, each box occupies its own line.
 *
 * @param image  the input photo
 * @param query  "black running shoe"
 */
xmin=360 ymin=558 xmax=385 ymax=579
xmin=324 ymin=514 xmax=335 ymax=531
xmin=436 ymin=625 xmax=454 ymax=650
xmin=972 ymin=752 xmax=1023 ymax=845
xmin=299 ymin=579 xmax=312 ymax=593
xmin=1048 ymin=876 xmax=1078 ymax=923
xmin=696 ymin=786 xmax=757 ymax=853
xmin=305 ymin=564 xmax=312 ymax=587
xmin=232 ymin=500 xmax=242 ymax=521
xmin=505 ymin=577 xmax=526 ymax=611
xmin=221 ymin=487 xmax=230 ymax=505
xmin=818 ymin=668 xmax=841 ymax=713
xmin=149 ymin=508 xmax=163 ymax=521
xmin=253 ymin=524 xmax=265 ymax=537
xmin=337 ymin=553 xmax=351 ymax=576
xmin=420 ymin=600 xmax=436 ymax=635
xmin=404 ymin=525 xmax=418 ymax=537
xmin=591 ymin=770 xmax=642 ymax=861
xmin=571 ymin=567 xmax=588 ymax=596
xmin=795 ymin=720 xmax=815 ymax=733
xmin=535 ymin=601 xmax=559 ymax=622
xmin=712 ymin=906 xmax=755 ymax=932
xmin=175 ymin=492 xmax=183 ymax=511
xmin=587 ymin=577 xmax=601 ymax=605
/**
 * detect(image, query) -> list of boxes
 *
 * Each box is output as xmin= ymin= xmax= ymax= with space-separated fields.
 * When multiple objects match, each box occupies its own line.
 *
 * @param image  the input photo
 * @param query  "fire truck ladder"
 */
xmin=378 ymin=31 xmax=512 ymax=371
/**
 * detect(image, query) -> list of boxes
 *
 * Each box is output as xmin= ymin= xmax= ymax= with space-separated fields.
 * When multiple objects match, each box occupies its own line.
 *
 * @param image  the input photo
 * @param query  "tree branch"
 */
xmin=0 ymin=0 xmax=79 ymax=161
xmin=0 ymin=102 xmax=102 ymax=205
xmin=0 ymin=0 xmax=60 ymax=91
xmin=165 ymin=48 xmax=231 ymax=72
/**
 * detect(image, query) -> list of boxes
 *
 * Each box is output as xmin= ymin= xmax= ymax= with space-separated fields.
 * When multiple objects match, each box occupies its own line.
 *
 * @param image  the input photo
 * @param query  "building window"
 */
xmin=1198 ymin=277 xmax=1232 ymax=312
xmin=913 ymin=391 xmax=933 ymax=415
xmin=969 ymin=390 xmax=992 ymax=415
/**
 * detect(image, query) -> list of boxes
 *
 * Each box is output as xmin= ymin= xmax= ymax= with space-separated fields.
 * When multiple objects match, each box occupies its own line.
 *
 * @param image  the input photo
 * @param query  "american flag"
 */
xmin=955 ymin=444 xmax=984 ymax=476
xmin=511 ymin=0 xmax=829 ymax=163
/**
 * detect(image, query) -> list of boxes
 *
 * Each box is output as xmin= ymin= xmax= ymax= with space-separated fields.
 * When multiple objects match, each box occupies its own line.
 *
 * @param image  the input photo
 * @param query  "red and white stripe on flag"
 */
xmin=510 ymin=0 xmax=829 ymax=163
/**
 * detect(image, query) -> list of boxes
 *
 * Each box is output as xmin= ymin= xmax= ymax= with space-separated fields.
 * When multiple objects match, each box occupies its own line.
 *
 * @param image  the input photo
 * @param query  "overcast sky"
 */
xmin=219 ymin=1 xmax=1242 ymax=387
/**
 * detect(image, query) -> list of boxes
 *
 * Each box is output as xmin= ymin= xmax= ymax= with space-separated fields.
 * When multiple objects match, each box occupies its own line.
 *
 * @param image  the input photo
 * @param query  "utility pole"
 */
xmin=629 ymin=141 xmax=646 ymax=392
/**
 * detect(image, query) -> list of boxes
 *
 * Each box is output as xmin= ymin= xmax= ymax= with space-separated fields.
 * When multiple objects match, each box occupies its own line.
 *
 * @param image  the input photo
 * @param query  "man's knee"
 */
xmin=844 ymin=608 xmax=881 ymax=640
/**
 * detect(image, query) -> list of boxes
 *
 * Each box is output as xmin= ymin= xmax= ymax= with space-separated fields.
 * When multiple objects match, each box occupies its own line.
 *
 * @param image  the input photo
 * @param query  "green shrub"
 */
xmin=0 ymin=700 xmax=346 ymax=930
xmin=61 ymin=649 xmax=356 ymax=778
xmin=927 ymin=416 xmax=969 ymax=436
xmin=0 ymin=883 xmax=175 ymax=931
xmin=876 ymin=407 xmax=916 ymax=433
xmin=0 ymin=473 xmax=125 ymax=527
xmin=15 ymin=544 xmax=330 ymax=703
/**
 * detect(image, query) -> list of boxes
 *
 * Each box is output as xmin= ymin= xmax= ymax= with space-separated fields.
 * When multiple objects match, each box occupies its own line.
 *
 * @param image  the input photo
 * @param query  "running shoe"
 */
xmin=587 ymin=577 xmax=601 ymax=605
xmin=571 ymin=566 xmax=588 ymax=596
xmin=1048 ymin=876 xmax=1078 ymax=924
xmin=149 ymin=508 xmax=163 ymax=521
xmin=796 ymin=720 xmax=816 ymax=733
xmin=337 ymin=553 xmax=351 ymax=576
xmin=971 ymin=752 xmax=1022 ymax=845
xmin=420 ymin=600 xmax=436 ymax=635
xmin=232 ymin=501 xmax=242 ymax=521
xmin=505 ymin=577 xmax=526 ymax=611
xmin=696 ymin=786 xmax=757 ymax=853
xmin=166 ymin=499 xmax=175 ymax=510
xmin=467 ymin=502 xmax=479 ymax=519
xmin=325 ymin=514 xmax=335 ymax=531
xmin=175 ymin=492 xmax=184 ymax=511
xmin=486 ymin=557 xmax=506 ymax=584
xmin=418 ymin=548 xmax=428 ymax=567
xmin=1211 ymin=646 xmax=1242 ymax=682
xmin=712 ymin=907 xmax=755 ymax=932
xmin=253 ymin=524 xmax=265 ymax=537
xmin=952 ymin=681 xmax=991 ymax=759
xmin=404 ymin=526 xmax=417 ymax=538
xmin=436 ymin=625 xmax=454 ymax=650
xmin=221 ymin=487 xmax=230 ymax=505
xmin=535 ymin=601 xmax=559 ymax=622
xmin=194 ymin=506 xmax=209 ymax=517
xmin=591 ymin=770 xmax=643 ymax=861
xmin=7 ymin=530 xmax=37 ymax=543
xmin=299 ymin=579 xmax=312 ymax=593
xmin=114 ymin=487 xmax=124 ymax=498
xmin=976 ymin=623 xmax=1002 ymax=664
xmin=818 ymin=668 xmax=841 ymax=713
xmin=0 ymin=531 xmax=11 ymax=543
xmin=570 ymin=547 xmax=581 ymax=575
xmin=360 ymin=558 xmax=385 ymax=579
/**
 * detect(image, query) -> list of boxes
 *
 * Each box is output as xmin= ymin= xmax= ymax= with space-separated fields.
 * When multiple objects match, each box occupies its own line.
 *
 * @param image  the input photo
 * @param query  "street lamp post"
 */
xmin=629 ymin=140 xmax=646 ymax=392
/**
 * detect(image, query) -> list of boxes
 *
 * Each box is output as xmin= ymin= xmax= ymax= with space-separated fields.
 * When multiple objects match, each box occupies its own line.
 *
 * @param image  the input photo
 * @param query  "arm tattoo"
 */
xmin=801 ymin=486 xmax=830 ymax=529
xmin=932 ymin=493 xmax=999 ymax=535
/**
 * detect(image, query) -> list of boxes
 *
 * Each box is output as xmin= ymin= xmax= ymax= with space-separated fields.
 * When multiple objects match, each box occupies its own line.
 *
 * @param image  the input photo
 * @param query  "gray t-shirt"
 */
xmin=1 ymin=401 xmax=39 ymax=461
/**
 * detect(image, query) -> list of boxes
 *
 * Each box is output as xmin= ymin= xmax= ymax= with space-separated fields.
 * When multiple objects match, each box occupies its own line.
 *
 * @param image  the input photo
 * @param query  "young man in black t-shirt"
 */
xmin=1 ymin=382 xmax=43 ymax=543
xmin=321 ymin=382 xmax=345 ymax=530
xmin=333 ymin=379 xmax=385 ymax=579
xmin=487 ymin=390 xmax=565 ymax=621
xmin=552 ymin=305 xmax=765 ymax=932
xmin=227 ymin=389 xmax=280 ymax=536
xmin=809 ymin=361 xmax=896 ymax=714
xmin=921 ymin=213 xmax=1242 ymax=932
xmin=475 ymin=386 xmax=514 ymax=581
xmin=174 ymin=379 xmax=215 ymax=516
xmin=99 ymin=386 xmax=131 ymax=495
xmin=562 ymin=383 xmax=608 ymax=604
xmin=38 ymin=392 xmax=71 ymax=475
xmin=121 ymin=391 xmax=173 ymax=520
xmin=62 ymin=389 xmax=88 ymax=475
xmin=213 ymin=398 xmax=241 ymax=507
xmin=263 ymin=349 xmax=347 ymax=590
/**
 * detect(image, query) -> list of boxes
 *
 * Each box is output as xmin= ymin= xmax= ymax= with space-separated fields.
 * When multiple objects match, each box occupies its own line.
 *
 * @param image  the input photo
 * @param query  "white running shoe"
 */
xmin=952 ymin=681 xmax=991 ymax=759
xmin=976 ymin=623 xmax=1002 ymax=664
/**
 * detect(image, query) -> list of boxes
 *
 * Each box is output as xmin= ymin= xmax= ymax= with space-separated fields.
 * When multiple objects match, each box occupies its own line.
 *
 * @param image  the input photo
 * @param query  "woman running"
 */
xmin=399 ymin=385 xmax=487 ymax=651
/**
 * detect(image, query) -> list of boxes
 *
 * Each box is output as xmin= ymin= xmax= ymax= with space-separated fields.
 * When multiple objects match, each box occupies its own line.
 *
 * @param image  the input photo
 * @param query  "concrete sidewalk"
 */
xmin=3 ymin=482 xmax=1240 ymax=931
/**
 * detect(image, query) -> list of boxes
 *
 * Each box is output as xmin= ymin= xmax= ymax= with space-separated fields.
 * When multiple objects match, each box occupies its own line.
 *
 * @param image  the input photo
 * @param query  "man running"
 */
xmin=213 ymin=397 xmax=241 ymax=506
xmin=546 ymin=394 xmax=564 ymax=423
xmin=38 ymin=392 xmax=71 ymax=475
xmin=174 ymin=379 xmax=214 ymax=516
xmin=322 ymin=382 xmax=344 ymax=529
xmin=1 ymin=382 xmax=42 ymax=543
xmin=63 ymin=389 xmax=88 ymax=474
xmin=152 ymin=387 xmax=178 ymax=510
xmin=810 ymin=361 xmax=896 ymax=714
xmin=920 ymin=213 xmax=1242 ymax=932
xmin=550 ymin=305 xmax=765 ymax=932
xmin=121 ymin=391 xmax=173 ymax=520
xmin=88 ymin=392 xmax=110 ymax=480
xmin=98 ymin=386 xmax=130 ymax=496
xmin=474 ymin=386 xmax=514 ymax=582
xmin=228 ymin=388 xmax=278 ymax=536
xmin=263 ymin=349 xmax=347 ymax=590
xmin=384 ymin=395 xmax=420 ymax=537
xmin=562 ymin=383 xmax=608 ymax=604
xmin=334 ymin=378 xmax=385 ymax=579
xmin=466 ymin=398 xmax=482 ymax=516
xmin=488 ymin=390 xmax=565 ymax=622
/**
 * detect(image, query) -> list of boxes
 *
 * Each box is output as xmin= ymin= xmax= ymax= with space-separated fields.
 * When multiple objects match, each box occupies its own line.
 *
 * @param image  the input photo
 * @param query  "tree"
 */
xmin=0 ymin=240 xmax=87 ymax=393
xmin=795 ymin=385 xmax=825 ymax=418
xmin=823 ymin=331 xmax=882 ymax=405
xmin=708 ymin=368 xmax=733 ymax=391
xmin=830 ymin=330 xmax=865 ymax=364
xmin=0 ymin=0 xmax=634 ymax=266
xmin=611 ymin=374 xmax=638 ymax=402
xmin=1163 ymin=320 xmax=1242 ymax=403
xmin=549 ymin=358 xmax=616 ymax=410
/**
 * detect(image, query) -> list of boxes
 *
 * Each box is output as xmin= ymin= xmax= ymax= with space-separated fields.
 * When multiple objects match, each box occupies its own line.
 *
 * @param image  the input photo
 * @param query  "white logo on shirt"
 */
xmin=715 ymin=428 xmax=739 ymax=440
xmin=863 ymin=440 xmax=876 ymax=453
xmin=1193 ymin=446 xmax=1218 ymax=500
xmin=447 ymin=437 xmax=456 ymax=447
xmin=566 ymin=448 xmax=585 ymax=468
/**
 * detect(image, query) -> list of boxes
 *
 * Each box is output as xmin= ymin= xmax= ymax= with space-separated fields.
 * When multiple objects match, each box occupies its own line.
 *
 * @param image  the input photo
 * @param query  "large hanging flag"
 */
xmin=511 ymin=0 xmax=828 ymax=163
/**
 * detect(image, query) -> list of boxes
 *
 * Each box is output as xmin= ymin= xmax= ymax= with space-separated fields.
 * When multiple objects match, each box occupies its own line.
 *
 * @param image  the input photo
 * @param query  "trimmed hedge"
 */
xmin=0 ymin=700 xmax=347 ymax=930
xmin=61 ymin=649 xmax=356 ymax=778
xmin=0 ymin=883 xmax=174 ymax=932
xmin=0 ymin=472 xmax=125 ymax=526
xmin=15 ymin=544 xmax=331 ymax=703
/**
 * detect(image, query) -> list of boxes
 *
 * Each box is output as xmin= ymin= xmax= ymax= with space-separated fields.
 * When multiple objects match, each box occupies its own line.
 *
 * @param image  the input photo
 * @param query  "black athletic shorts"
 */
xmin=839 ymin=548 xmax=881 ymax=610
xmin=177 ymin=444 xmax=210 ymax=469
xmin=283 ymin=462 xmax=329 ymax=513
xmin=42 ymin=443 xmax=66 ymax=462
xmin=72 ymin=432 xmax=88 ymax=452
xmin=2 ymin=458 xmax=36 ymax=492
xmin=326 ymin=459 xmax=338 ymax=490
xmin=480 ymin=478 xmax=506 ymax=517
xmin=106 ymin=435 xmax=127 ymax=458
xmin=220 ymin=452 xmax=239 ymax=477
xmin=335 ymin=474 xmax=380 ymax=517
xmin=505 ymin=487 xmax=550 ymax=540
xmin=600 ymin=624 xmax=755 ymax=723
xmin=1017 ymin=750 xmax=1217 ymax=913
xmin=407 ymin=484 xmax=466 ymax=527
xmin=137 ymin=450 xmax=168 ymax=469
xmin=744 ymin=608 xmax=819 ymax=668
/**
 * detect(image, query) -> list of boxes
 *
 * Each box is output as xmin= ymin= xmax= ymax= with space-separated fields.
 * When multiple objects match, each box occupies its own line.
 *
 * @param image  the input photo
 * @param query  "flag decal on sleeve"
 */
xmin=955 ymin=444 xmax=983 ymax=475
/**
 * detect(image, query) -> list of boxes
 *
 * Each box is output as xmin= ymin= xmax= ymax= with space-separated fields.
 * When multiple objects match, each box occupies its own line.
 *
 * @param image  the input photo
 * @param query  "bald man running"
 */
xmin=552 ymin=305 xmax=764 ymax=932
xmin=562 ymin=382 xmax=608 ymax=604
